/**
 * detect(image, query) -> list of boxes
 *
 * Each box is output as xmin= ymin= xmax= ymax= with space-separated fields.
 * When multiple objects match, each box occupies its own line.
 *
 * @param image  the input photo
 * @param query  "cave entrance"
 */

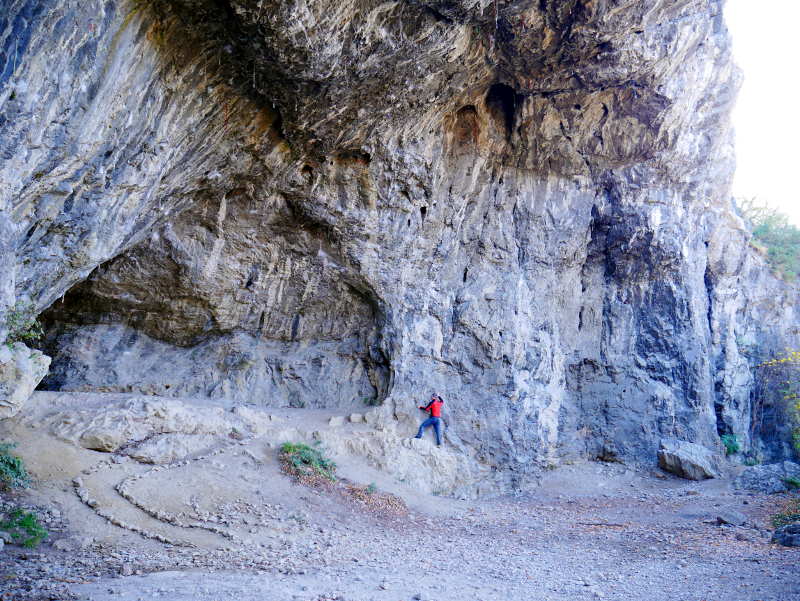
xmin=485 ymin=83 xmax=520 ymax=138
xmin=37 ymin=194 xmax=392 ymax=411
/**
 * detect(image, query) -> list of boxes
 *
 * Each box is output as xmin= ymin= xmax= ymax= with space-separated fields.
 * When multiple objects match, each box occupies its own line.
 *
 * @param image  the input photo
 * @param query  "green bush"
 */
xmin=721 ymin=433 xmax=740 ymax=456
xmin=0 ymin=508 xmax=48 ymax=548
xmin=3 ymin=301 xmax=43 ymax=347
xmin=738 ymin=198 xmax=800 ymax=281
xmin=0 ymin=443 xmax=31 ymax=490
xmin=785 ymin=477 xmax=800 ymax=490
xmin=279 ymin=442 xmax=336 ymax=481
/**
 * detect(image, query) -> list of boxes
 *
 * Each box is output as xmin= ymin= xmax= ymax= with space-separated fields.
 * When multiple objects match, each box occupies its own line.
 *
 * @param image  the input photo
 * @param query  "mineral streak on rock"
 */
xmin=1 ymin=0 xmax=799 ymax=482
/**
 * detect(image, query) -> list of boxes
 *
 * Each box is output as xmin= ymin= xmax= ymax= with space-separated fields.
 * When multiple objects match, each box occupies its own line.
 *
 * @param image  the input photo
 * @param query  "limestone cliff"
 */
xmin=1 ymin=0 xmax=798 ymax=481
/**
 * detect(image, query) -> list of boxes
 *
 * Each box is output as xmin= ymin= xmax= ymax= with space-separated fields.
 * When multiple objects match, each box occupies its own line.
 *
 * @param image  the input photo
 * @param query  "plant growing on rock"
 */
xmin=0 ymin=508 xmax=47 ymax=548
xmin=721 ymin=434 xmax=740 ymax=456
xmin=785 ymin=477 xmax=800 ymax=490
xmin=0 ymin=443 xmax=31 ymax=490
xmin=3 ymin=301 xmax=44 ymax=347
xmin=738 ymin=198 xmax=800 ymax=281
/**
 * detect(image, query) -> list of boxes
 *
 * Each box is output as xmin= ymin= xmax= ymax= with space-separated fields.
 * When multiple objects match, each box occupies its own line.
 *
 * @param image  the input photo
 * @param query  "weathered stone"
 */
xmin=734 ymin=462 xmax=800 ymax=494
xmin=658 ymin=439 xmax=720 ymax=480
xmin=0 ymin=0 xmax=799 ymax=485
xmin=716 ymin=510 xmax=748 ymax=527
xmin=772 ymin=523 xmax=800 ymax=547
xmin=0 ymin=343 xmax=51 ymax=419
xmin=349 ymin=414 xmax=364 ymax=424
xmin=125 ymin=433 xmax=221 ymax=465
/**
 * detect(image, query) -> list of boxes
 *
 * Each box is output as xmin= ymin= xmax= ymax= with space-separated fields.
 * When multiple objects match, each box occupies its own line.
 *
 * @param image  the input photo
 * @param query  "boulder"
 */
xmin=0 ymin=343 xmax=50 ymax=419
xmin=772 ymin=523 xmax=800 ymax=547
xmin=734 ymin=461 xmax=800 ymax=494
xmin=349 ymin=413 xmax=364 ymax=423
xmin=657 ymin=438 xmax=720 ymax=480
xmin=716 ymin=510 xmax=748 ymax=526
xmin=125 ymin=433 xmax=221 ymax=464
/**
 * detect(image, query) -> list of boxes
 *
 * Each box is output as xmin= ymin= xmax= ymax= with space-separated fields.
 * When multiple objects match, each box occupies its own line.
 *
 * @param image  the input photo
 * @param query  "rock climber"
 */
xmin=414 ymin=393 xmax=444 ymax=446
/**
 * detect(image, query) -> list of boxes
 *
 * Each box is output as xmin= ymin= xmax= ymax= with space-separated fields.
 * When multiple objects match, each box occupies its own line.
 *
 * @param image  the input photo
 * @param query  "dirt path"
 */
xmin=3 ymin=462 xmax=799 ymax=601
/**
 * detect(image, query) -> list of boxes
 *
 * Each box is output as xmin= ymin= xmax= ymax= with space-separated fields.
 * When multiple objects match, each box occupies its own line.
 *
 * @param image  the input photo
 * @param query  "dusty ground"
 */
xmin=1 ymin=394 xmax=798 ymax=601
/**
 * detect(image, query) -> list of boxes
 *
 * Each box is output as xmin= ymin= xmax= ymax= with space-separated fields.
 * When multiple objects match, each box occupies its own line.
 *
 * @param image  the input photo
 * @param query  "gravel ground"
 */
xmin=2 ymin=464 xmax=799 ymax=601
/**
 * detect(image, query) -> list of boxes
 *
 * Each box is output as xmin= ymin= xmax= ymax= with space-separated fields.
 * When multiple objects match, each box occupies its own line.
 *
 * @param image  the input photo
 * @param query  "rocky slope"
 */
xmin=1 ymin=0 xmax=799 ymax=481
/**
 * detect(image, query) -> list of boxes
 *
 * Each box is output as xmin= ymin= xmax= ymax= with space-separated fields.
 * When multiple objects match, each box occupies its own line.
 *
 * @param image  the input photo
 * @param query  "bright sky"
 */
xmin=725 ymin=0 xmax=800 ymax=225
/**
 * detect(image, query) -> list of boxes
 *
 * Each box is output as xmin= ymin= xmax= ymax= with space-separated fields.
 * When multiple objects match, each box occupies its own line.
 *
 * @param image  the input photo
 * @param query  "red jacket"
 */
xmin=420 ymin=398 xmax=443 ymax=417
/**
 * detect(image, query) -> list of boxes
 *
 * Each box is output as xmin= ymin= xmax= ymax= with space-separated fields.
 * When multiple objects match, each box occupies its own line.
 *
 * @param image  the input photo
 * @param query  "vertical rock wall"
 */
xmin=1 ymin=0 xmax=798 ymax=478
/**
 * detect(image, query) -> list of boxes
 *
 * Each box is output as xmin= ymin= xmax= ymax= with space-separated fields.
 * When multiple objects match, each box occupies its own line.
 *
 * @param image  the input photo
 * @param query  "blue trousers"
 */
xmin=415 ymin=416 xmax=442 ymax=445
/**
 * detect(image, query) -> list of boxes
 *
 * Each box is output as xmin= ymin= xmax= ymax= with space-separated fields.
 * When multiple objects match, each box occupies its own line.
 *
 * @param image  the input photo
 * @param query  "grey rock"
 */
xmin=772 ymin=523 xmax=800 ymax=547
xmin=0 ymin=0 xmax=799 ymax=487
xmin=0 ymin=343 xmax=50 ymax=419
xmin=734 ymin=462 xmax=800 ymax=494
xmin=658 ymin=439 xmax=720 ymax=480
xmin=716 ymin=510 xmax=748 ymax=527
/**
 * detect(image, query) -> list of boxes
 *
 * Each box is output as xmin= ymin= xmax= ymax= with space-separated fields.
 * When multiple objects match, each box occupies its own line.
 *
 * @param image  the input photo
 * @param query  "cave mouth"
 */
xmin=36 ymin=200 xmax=392 ymax=411
xmin=485 ymin=83 xmax=519 ymax=138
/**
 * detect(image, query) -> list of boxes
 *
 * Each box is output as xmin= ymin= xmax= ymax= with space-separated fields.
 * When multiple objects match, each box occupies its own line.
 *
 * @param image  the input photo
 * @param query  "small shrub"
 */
xmin=738 ymin=198 xmax=800 ymax=281
xmin=0 ymin=443 xmax=31 ymax=490
xmin=0 ymin=509 xmax=48 ymax=548
xmin=365 ymin=482 xmax=377 ymax=495
xmin=721 ymin=433 xmax=740 ymax=456
xmin=279 ymin=441 xmax=336 ymax=481
xmin=362 ymin=397 xmax=381 ymax=407
xmin=743 ymin=457 xmax=759 ymax=467
xmin=3 ymin=302 xmax=43 ymax=347
xmin=772 ymin=497 xmax=800 ymax=529
xmin=785 ymin=477 xmax=800 ymax=490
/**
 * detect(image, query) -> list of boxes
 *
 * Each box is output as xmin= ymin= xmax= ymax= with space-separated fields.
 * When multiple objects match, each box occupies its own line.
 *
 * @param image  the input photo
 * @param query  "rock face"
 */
xmin=0 ymin=343 xmax=51 ymax=419
xmin=657 ymin=438 xmax=720 ymax=480
xmin=2 ymin=0 xmax=800 ymax=481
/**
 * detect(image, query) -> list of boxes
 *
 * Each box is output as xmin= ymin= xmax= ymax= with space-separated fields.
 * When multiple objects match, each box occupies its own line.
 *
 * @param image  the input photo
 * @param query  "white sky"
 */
xmin=725 ymin=0 xmax=800 ymax=225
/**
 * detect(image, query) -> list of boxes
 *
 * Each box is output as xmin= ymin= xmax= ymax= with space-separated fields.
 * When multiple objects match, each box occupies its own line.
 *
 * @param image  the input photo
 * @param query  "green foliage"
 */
xmin=279 ymin=441 xmax=336 ymax=481
xmin=365 ymin=482 xmax=377 ymax=495
xmin=0 ymin=509 xmax=48 ymax=548
xmin=743 ymin=456 xmax=760 ymax=467
xmin=362 ymin=397 xmax=381 ymax=407
xmin=754 ymin=350 xmax=800 ymax=460
xmin=738 ymin=198 xmax=800 ymax=281
xmin=0 ymin=443 xmax=31 ymax=490
xmin=772 ymin=498 xmax=800 ymax=529
xmin=785 ymin=477 xmax=800 ymax=490
xmin=3 ymin=301 xmax=43 ymax=347
xmin=720 ymin=433 xmax=741 ymax=456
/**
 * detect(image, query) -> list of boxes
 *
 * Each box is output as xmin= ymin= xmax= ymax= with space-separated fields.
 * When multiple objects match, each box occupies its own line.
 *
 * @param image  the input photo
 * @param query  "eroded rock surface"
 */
xmin=734 ymin=461 xmax=800 ymax=494
xmin=0 ymin=343 xmax=50 ymax=419
xmin=1 ymin=0 xmax=799 ymax=482
xmin=657 ymin=438 xmax=720 ymax=480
